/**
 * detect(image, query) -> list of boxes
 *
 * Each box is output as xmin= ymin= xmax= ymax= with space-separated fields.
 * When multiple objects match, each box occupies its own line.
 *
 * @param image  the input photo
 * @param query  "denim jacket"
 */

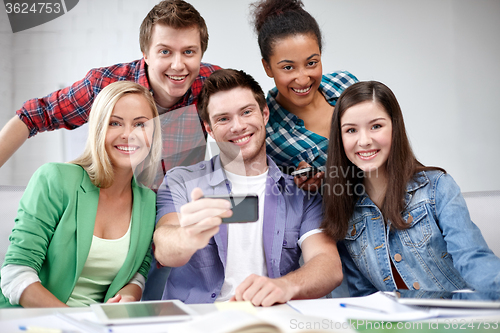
xmin=339 ymin=170 xmax=500 ymax=296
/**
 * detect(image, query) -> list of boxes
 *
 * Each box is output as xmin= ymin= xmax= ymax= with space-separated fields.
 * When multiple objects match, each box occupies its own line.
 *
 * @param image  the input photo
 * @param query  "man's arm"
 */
xmin=232 ymin=232 xmax=342 ymax=307
xmin=0 ymin=116 xmax=30 ymax=167
xmin=153 ymin=188 xmax=231 ymax=267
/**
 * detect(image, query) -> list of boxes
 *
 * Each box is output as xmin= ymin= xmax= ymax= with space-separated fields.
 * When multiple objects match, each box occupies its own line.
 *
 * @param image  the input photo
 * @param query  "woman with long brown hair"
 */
xmin=322 ymin=81 xmax=500 ymax=295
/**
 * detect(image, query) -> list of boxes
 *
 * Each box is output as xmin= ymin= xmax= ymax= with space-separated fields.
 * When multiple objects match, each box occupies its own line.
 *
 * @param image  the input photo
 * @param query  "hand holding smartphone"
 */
xmin=291 ymin=166 xmax=319 ymax=179
xmin=202 ymin=194 xmax=259 ymax=223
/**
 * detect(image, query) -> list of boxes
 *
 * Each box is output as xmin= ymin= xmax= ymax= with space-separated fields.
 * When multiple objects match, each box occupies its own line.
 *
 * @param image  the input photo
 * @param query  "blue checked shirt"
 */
xmin=265 ymin=71 xmax=358 ymax=173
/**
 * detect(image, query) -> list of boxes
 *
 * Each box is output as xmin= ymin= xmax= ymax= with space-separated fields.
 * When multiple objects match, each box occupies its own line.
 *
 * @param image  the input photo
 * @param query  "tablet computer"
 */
xmin=394 ymin=290 xmax=500 ymax=309
xmin=91 ymin=300 xmax=197 ymax=325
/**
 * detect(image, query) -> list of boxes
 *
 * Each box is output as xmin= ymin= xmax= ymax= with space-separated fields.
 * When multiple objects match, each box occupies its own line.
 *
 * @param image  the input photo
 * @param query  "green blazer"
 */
xmin=0 ymin=163 xmax=156 ymax=308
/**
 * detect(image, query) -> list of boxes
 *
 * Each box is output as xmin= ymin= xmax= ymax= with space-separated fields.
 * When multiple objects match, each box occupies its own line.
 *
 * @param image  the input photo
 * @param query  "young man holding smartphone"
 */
xmin=153 ymin=69 xmax=342 ymax=306
xmin=0 ymin=0 xmax=220 ymax=178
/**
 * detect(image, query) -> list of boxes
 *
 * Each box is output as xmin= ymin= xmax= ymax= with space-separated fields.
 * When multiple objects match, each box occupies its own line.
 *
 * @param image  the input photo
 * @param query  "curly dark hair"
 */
xmin=250 ymin=0 xmax=322 ymax=62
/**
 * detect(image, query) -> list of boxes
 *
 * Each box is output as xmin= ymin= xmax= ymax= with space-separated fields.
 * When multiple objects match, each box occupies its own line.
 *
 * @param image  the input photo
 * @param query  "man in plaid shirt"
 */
xmin=0 ymin=0 xmax=220 ymax=180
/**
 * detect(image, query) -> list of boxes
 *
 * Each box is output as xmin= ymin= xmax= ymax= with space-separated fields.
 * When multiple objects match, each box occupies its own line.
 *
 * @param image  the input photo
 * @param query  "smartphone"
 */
xmin=203 ymin=194 xmax=259 ymax=223
xmin=291 ymin=166 xmax=319 ymax=178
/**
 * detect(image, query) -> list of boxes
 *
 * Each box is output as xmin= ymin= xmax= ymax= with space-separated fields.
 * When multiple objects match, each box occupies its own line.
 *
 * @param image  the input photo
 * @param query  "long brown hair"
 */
xmin=321 ymin=81 xmax=444 ymax=240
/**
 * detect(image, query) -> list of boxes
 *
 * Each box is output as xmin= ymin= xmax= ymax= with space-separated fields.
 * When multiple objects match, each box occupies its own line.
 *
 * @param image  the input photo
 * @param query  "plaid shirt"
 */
xmin=16 ymin=59 xmax=221 ymax=186
xmin=265 ymin=71 xmax=358 ymax=173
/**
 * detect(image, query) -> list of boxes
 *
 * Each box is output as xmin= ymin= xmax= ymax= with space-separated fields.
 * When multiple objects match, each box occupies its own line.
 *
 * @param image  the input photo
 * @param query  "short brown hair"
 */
xmin=140 ymin=0 xmax=209 ymax=55
xmin=197 ymin=69 xmax=267 ymax=126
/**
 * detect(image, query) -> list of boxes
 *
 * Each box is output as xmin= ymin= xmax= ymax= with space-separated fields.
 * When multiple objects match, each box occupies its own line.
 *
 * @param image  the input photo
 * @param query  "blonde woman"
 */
xmin=0 ymin=81 xmax=161 ymax=307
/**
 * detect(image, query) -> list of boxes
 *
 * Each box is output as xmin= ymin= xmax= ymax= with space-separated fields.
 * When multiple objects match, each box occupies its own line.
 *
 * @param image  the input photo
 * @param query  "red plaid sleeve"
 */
xmin=16 ymin=59 xmax=148 ymax=137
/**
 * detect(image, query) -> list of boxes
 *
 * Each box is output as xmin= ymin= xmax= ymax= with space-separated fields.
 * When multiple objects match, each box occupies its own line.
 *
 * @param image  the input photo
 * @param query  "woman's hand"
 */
xmin=106 ymin=283 xmax=142 ymax=303
xmin=106 ymin=293 xmax=136 ymax=303
xmin=293 ymin=161 xmax=324 ymax=192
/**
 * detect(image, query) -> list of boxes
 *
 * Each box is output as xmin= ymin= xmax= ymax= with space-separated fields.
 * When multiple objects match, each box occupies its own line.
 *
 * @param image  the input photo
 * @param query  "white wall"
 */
xmin=0 ymin=0 xmax=499 ymax=192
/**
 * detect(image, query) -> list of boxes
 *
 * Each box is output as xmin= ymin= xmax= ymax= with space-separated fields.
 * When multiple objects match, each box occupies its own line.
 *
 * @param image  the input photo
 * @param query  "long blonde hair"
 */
xmin=71 ymin=81 xmax=162 ymax=188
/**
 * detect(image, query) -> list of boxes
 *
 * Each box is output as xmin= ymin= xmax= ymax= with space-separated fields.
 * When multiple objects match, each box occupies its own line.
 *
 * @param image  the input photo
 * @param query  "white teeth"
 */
xmin=293 ymin=86 xmax=311 ymax=93
xmin=117 ymin=146 xmax=137 ymax=152
xmin=358 ymin=151 xmax=376 ymax=157
xmin=168 ymin=75 xmax=187 ymax=81
xmin=233 ymin=136 xmax=250 ymax=143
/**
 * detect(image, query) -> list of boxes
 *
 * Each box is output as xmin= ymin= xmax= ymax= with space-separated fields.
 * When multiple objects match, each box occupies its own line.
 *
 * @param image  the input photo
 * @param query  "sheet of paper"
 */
xmin=1 ymin=314 xmax=84 ymax=333
xmin=287 ymin=292 xmax=438 ymax=323
xmin=0 ymin=311 xmax=187 ymax=333
xmin=215 ymin=301 xmax=257 ymax=314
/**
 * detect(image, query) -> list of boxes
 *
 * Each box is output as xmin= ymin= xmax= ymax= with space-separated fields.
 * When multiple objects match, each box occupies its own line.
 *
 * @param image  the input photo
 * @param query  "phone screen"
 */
xmin=204 ymin=194 xmax=259 ymax=223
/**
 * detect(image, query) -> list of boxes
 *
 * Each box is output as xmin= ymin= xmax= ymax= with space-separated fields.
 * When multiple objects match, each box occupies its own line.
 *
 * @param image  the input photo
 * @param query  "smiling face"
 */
xmin=143 ymin=24 xmax=202 ymax=109
xmin=204 ymin=87 xmax=269 ymax=173
xmin=341 ymin=101 xmax=393 ymax=177
xmin=263 ymin=33 xmax=323 ymax=111
xmin=105 ymin=93 xmax=155 ymax=173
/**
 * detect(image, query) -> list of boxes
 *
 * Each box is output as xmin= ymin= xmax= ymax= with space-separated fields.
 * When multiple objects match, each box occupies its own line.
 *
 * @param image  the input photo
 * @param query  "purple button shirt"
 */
xmin=155 ymin=155 xmax=323 ymax=303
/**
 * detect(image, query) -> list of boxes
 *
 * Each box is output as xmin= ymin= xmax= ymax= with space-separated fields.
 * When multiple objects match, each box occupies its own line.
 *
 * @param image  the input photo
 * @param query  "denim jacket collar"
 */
xmin=355 ymin=171 xmax=431 ymax=209
xmin=403 ymin=171 xmax=430 ymax=208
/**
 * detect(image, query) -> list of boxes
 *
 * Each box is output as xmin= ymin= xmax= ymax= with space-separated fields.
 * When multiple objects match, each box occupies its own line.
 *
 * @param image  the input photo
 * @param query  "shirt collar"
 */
xmin=266 ymin=80 xmax=334 ymax=129
xmin=355 ymin=171 xmax=431 ymax=207
xmin=138 ymin=58 xmax=151 ymax=91
xmin=207 ymin=155 xmax=285 ymax=188
xmin=405 ymin=171 xmax=430 ymax=192
xmin=207 ymin=156 xmax=228 ymax=188
xmin=266 ymin=87 xmax=298 ymax=131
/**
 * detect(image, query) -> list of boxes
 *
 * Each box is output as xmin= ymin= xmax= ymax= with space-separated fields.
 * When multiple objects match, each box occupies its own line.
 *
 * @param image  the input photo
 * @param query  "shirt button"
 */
xmin=394 ymin=253 xmax=402 ymax=262
xmin=200 ymin=164 xmax=206 ymax=169
xmin=350 ymin=226 xmax=356 ymax=237
xmin=283 ymin=240 xmax=287 ymax=246
xmin=413 ymin=282 xmax=420 ymax=290
xmin=211 ymin=293 xmax=216 ymax=298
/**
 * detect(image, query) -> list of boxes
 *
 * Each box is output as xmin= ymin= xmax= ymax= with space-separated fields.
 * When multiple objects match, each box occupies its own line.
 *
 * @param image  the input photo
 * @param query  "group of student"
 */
xmin=1 ymin=0 xmax=499 ymax=309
